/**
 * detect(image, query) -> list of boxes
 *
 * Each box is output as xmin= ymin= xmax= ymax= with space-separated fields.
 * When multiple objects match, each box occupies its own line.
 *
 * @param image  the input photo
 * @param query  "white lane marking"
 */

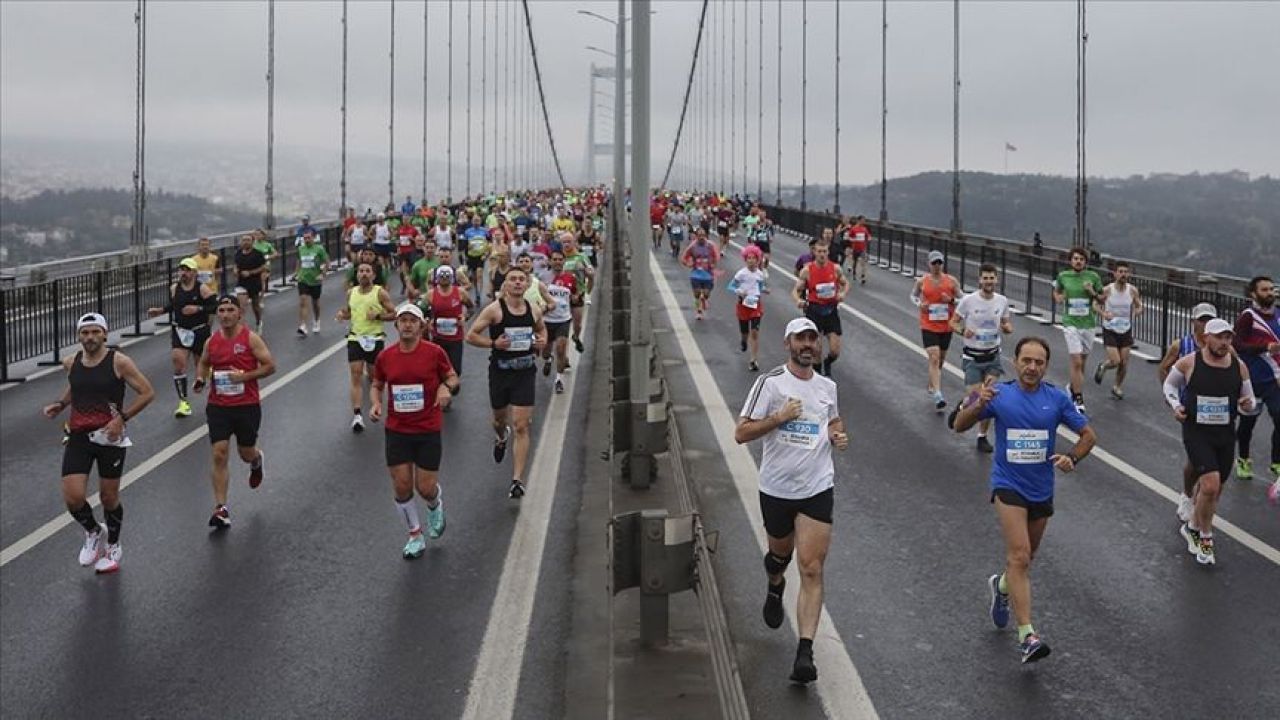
xmin=0 ymin=338 xmax=346 ymax=567
xmin=461 ymin=304 xmax=590 ymax=720
xmin=746 ymin=242 xmax=1280 ymax=568
xmin=649 ymin=254 xmax=880 ymax=720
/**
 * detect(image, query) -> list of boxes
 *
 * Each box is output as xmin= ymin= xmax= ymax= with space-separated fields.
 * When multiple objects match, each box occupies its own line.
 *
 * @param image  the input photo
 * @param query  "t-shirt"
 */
xmin=1054 ymin=269 xmax=1103 ymax=329
xmin=544 ymin=272 xmax=577 ymax=324
xmin=373 ymin=339 xmax=454 ymax=434
xmin=409 ymin=256 xmax=442 ymax=292
xmin=235 ymin=249 xmax=268 ymax=286
xmin=740 ymin=366 xmax=839 ymax=500
xmin=295 ymin=244 xmax=329 ymax=286
xmin=731 ymin=268 xmax=767 ymax=310
xmin=253 ymin=239 xmax=276 ymax=259
xmin=978 ymin=381 xmax=1088 ymax=503
xmin=954 ymin=291 xmax=1010 ymax=354
xmin=847 ymin=224 xmax=870 ymax=252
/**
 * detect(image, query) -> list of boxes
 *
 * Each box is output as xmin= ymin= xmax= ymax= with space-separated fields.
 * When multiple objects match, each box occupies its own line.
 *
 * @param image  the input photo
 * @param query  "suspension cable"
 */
xmin=388 ymin=0 xmax=395 ymax=209
xmin=447 ymin=0 xmax=454 ymax=203
xmin=341 ymin=0 xmax=348 ymax=215
xmin=518 ymin=0 xmax=566 ymax=188
xmin=659 ymin=1 xmax=710 ymax=189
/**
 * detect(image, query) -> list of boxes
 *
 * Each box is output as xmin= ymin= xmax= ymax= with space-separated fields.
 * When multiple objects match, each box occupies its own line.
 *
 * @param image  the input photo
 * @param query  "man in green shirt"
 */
xmin=1052 ymin=247 xmax=1104 ymax=414
xmin=559 ymin=232 xmax=596 ymax=353
xmin=294 ymin=229 xmax=330 ymax=337
xmin=407 ymin=239 xmax=442 ymax=304
xmin=252 ymin=230 xmax=278 ymax=291
xmin=346 ymin=247 xmax=388 ymax=290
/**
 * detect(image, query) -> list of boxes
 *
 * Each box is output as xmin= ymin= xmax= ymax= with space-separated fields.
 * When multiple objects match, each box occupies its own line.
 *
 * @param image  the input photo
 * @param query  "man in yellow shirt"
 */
xmin=189 ymin=237 xmax=221 ymax=294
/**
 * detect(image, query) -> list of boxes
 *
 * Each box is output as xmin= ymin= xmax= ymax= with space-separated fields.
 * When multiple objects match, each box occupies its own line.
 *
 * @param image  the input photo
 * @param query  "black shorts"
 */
xmin=237 ymin=279 xmax=262 ymax=299
xmin=1102 ymin=329 xmax=1134 ymax=348
xmin=489 ymin=366 xmax=537 ymax=409
xmin=738 ymin=317 xmax=762 ymax=334
xmin=385 ymin=429 xmax=443 ymax=470
xmin=298 ymin=282 xmax=322 ymax=300
xmin=759 ymin=488 xmax=834 ymax=539
xmin=437 ymin=338 xmax=464 ymax=375
xmin=466 ymin=255 xmax=486 ymax=273
xmin=922 ymin=329 xmax=953 ymax=352
xmin=206 ymin=404 xmax=262 ymax=447
xmin=1182 ymin=427 xmax=1235 ymax=481
xmin=570 ymin=296 xmax=585 ymax=309
xmin=805 ymin=305 xmax=843 ymax=336
xmin=753 ymin=239 xmax=772 ymax=254
xmin=170 ymin=324 xmax=210 ymax=356
xmin=546 ymin=320 xmax=572 ymax=341
xmin=373 ymin=244 xmax=394 ymax=257
xmin=850 ymin=249 xmax=866 ymax=260
xmin=991 ymin=488 xmax=1055 ymax=521
xmin=347 ymin=338 xmax=385 ymax=365
xmin=61 ymin=432 xmax=127 ymax=479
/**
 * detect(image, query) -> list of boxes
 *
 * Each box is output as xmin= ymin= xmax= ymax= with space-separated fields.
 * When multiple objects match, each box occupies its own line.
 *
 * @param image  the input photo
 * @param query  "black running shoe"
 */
xmin=494 ymin=427 xmax=510 ymax=463
xmin=248 ymin=451 xmax=264 ymax=489
xmin=977 ymin=436 xmax=994 ymax=454
xmin=543 ymin=358 xmax=552 ymax=377
xmin=573 ymin=336 xmax=584 ymax=353
xmin=763 ymin=578 xmax=786 ymax=629
xmin=790 ymin=645 xmax=817 ymax=684
xmin=509 ymin=480 xmax=525 ymax=499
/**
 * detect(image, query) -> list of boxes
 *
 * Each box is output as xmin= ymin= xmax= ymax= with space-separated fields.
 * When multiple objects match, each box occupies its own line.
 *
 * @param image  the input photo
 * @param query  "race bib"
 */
xmin=717 ymin=221 xmax=729 ymax=229
xmin=435 ymin=317 xmax=459 ymax=336
xmin=517 ymin=225 xmax=527 ymax=235
xmin=357 ymin=335 xmax=381 ymax=352
xmin=505 ymin=327 xmax=533 ymax=352
xmin=88 ymin=428 xmax=133 ymax=448
xmin=927 ymin=303 xmax=951 ymax=322
xmin=1067 ymin=298 xmax=1091 ymax=317
xmin=1006 ymin=429 xmax=1049 ymax=464
xmin=1105 ymin=316 xmax=1131 ymax=333
xmin=213 ymin=370 xmax=244 ymax=397
xmin=469 ymin=237 xmax=487 ymax=255
xmin=197 ymin=270 xmax=213 ymax=284
xmin=1195 ymin=395 xmax=1230 ymax=426
xmin=743 ymin=294 xmax=760 ymax=310
xmin=398 ymin=236 xmax=412 ymax=247
xmin=176 ymin=327 xmax=196 ymax=348
xmin=301 ymin=256 xmax=316 ymax=269
xmin=391 ymin=384 xmax=426 ymax=413
xmin=583 ymin=245 xmax=595 ymax=257
xmin=778 ymin=410 xmax=822 ymax=451
xmin=816 ymin=282 xmax=837 ymax=300
xmin=973 ymin=328 xmax=1000 ymax=349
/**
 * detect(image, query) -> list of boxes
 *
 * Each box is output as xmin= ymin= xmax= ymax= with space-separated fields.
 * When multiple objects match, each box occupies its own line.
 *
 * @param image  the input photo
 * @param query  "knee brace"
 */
xmin=764 ymin=551 xmax=793 ymax=576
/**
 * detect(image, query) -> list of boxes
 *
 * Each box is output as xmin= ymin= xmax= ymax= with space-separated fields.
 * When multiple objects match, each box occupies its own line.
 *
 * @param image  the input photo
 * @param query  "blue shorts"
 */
xmin=691 ymin=278 xmax=714 ymax=292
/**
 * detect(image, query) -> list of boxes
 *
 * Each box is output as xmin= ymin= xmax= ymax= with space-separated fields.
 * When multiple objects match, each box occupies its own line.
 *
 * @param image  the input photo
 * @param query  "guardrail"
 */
xmin=1 ymin=224 xmax=344 ymax=383
xmin=762 ymin=204 xmax=1251 ymax=354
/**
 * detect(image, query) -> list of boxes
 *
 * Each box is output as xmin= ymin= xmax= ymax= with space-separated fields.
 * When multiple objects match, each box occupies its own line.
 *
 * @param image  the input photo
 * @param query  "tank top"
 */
xmin=1184 ymin=351 xmax=1242 ymax=433
xmin=347 ymin=285 xmax=387 ymax=340
xmin=430 ymin=286 xmax=465 ymax=341
xmin=489 ymin=298 xmax=536 ymax=369
xmin=205 ymin=325 xmax=261 ymax=407
xmin=805 ymin=261 xmax=840 ymax=307
xmin=1178 ymin=334 xmax=1198 ymax=360
xmin=491 ymin=267 xmax=510 ymax=296
xmin=433 ymin=226 xmax=454 ymax=248
xmin=1102 ymin=283 xmax=1135 ymax=334
xmin=191 ymin=253 xmax=220 ymax=291
xmin=687 ymin=243 xmax=714 ymax=280
xmin=171 ymin=282 xmax=209 ymax=330
xmin=918 ymin=274 xmax=958 ymax=332
xmin=68 ymin=350 xmax=125 ymax=433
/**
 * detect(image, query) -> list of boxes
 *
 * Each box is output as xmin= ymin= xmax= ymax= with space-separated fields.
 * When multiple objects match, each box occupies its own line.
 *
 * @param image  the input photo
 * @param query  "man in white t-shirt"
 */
xmin=949 ymin=263 xmax=1015 ymax=453
xmin=735 ymin=317 xmax=848 ymax=685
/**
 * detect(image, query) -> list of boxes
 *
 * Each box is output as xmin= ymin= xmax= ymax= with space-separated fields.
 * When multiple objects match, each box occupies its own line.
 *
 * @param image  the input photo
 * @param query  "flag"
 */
xmin=1005 ymin=142 xmax=1018 ymax=152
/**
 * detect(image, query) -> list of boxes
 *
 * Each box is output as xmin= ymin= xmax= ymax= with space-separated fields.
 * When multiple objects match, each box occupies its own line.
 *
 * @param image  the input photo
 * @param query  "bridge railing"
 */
xmin=1 ymin=223 xmax=344 ymax=382
xmin=762 ymin=204 xmax=1251 ymax=354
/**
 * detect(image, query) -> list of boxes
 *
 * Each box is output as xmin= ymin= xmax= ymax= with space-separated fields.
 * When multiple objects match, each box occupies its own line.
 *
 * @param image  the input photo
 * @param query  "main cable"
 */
xmin=660 ymin=0 xmax=711 ymax=189
xmin=518 ymin=0 xmax=566 ymax=188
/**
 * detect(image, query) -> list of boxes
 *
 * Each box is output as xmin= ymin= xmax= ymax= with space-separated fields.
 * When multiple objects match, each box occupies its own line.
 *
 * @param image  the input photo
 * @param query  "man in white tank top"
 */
xmin=1093 ymin=261 xmax=1144 ymax=399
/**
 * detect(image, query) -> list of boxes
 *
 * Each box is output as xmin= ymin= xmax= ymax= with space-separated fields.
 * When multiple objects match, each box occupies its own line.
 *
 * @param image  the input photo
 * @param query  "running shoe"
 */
xmin=790 ymin=644 xmax=817 ymax=684
xmin=509 ymin=480 xmax=526 ymax=499
xmin=248 ymin=450 xmax=264 ymax=489
xmin=403 ymin=532 xmax=426 ymax=559
xmin=933 ymin=391 xmax=947 ymax=411
xmin=312 ymin=321 xmax=320 ymax=333
xmin=1179 ymin=523 xmax=1201 ymax=557
xmin=1268 ymin=479 xmax=1279 ymax=505
xmin=94 ymin=543 xmax=122 ymax=574
xmin=740 ymin=339 xmax=748 ymax=352
xmin=695 ymin=310 xmax=703 ymax=321
xmin=988 ymin=574 xmax=1010 ymax=628
xmin=976 ymin=435 xmax=994 ymax=454
xmin=1196 ymin=535 xmax=1216 ymax=566
xmin=352 ymin=414 xmax=365 ymax=433
xmin=1270 ymin=462 xmax=1280 ymax=479
xmin=554 ymin=378 xmax=565 ymax=395
xmin=79 ymin=525 xmax=105 ymax=566
xmin=426 ymin=505 xmax=446 ymax=539
xmin=543 ymin=358 xmax=552 ymax=377
xmin=1235 ymin=457 xmax=1254 ymax=480
xmin=748 ymin=360 xmax=760 ymax=372
xmin=1176 ymin=495 xmax=1194 ymax=523
xmin=1019 ymin=634 xmax=1051 ymax=664
xmin=1111 ymin=386 xmax=1125 ymax=400
xmin=209 ymin=505 xmax=231 ymax=530
xmin=494 ymin=427 xmax=510 ymax=463
xmin=175 ymin=399 xmax=192 ymax=418
xmin=763 ymin=578 xmax=786 ymax=629
xmin=297 ymin=326 xmax=307 ymax=338
xmin=1093 ymin=361 xmax=1106 ymax=385
xmin=574 ymin=336 xmax=585 ymax=353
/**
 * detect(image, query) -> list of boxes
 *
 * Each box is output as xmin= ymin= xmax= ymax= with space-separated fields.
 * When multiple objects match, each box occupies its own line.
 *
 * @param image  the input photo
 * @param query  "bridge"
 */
xmin=2 ymin=2 xmax=1276 ymax=719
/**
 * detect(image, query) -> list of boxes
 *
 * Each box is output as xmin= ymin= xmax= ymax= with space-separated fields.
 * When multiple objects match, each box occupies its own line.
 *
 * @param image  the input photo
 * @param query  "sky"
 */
xmin=2 ymin=0 xmax=1278 ymax=193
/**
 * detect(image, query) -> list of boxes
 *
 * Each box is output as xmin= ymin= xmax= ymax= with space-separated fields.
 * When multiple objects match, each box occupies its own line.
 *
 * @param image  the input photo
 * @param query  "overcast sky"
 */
xmin=3 ymin=0 xmax=1278 ymax=191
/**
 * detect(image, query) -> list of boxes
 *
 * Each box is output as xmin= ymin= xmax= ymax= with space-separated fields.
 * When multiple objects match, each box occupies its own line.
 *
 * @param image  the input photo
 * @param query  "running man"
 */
xmin=190 ymin=236 xmax=221 ymax=294
xmin=1159 ymin=303 xmax=1220 ymax=521
xmin=370 ymin=303 xmax=459 ymax=558
xmin=681 ymin=227 xmax=721 ymax=321
xmin=426 ymin=265 xmax=473 ymax=393
xmin=561 ymin=233 xmax=596 ymax=350
xmin=147 ymin=258 xmax=217 ymax=418
xmin=1163 ymin=318 xmax=1255 ymax=565
xmin=43 ymin=313 xmax=154 ymax=573
xmin=949 ymin=263 xmax=1014 ymax=453
xmin=953 ymin=337 xmax=1095 ymax=664
xmin=730 ymin=244 xmax=769 ymax=372
xmin=463 ymin=214 xmax=492 ymax=306
xmin=793 ymin=240 xmax=849 ymax=377
xmin=337 ymin=262 xmax=397 ymax=432
xmin=1052 ymin=248 xmax=1104 ymax=414
xmin=734 ymin=317 xmax=848 ymax=684
xmin=294 ymin=228 xmax=330 ymax=337
xmin=193 ymin=296 xmax=276 ymax=529
xmin=911 ymin=250 xmax=959 ymax=409
xmin=233 ymin=233 xmax=270 ymax=334
xmin=540 ymin=250 xmax=577 ymax=394
xmin=1092 ymin=261 xmax=1143 ymax=398
xmin=1232 ymin=275 xmax=1280 ymax=484
xmin=466 ymin=265 xmax=548 ymax=499
xmin=846 ymin=216 xmax=870 ymax=285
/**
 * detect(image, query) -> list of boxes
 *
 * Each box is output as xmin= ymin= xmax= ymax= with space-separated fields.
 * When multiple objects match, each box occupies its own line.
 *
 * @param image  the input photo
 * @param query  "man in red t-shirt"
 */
xmin=846 ymin=215 xmax=871 ymax=285
xmin=371 ymin=302 xmax=459 ymax=559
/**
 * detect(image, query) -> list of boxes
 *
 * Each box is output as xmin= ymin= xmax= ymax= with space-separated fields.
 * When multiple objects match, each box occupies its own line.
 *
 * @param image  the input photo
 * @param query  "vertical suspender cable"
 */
xmin=775 ymin=0 xmax=781 ymax=205
xmin=422 ymin=0 xmax=428 ymax=203
xmin=131 ymin=0 xmax=144 ymax=254
xmin=266 ymin=0 xmax=275 ymax=228
xmin=389 ymin=0 xmax=396 ymax=209
xmin=951 ymin=0 xmax=961 ymax=238
xmin=481 ymin=0 xmax=487 ymax=195
xmin=466 ymin=0 xmax=472 ymax=198
xmin=658 ymin=0 xmax=709 ymax=189
xmin=1075 ymin=0 xmax=1089 ymax=248
xmin=730 ymin=0 xmax=736 ymax=195
xmin=447 ymin=0 xmax=454 ymax=203
xmin=834 ymin=0 xmax=840 ymax=214
xmin=879 ymin=0 xmax=887 ymax=221
xmin=341 ymin=0 xmax=348 ymax=217
xmin=757 ymin=0 xmax=762 ymax=199
xmin=741 ymin=0 xmax=747 ymax=199
xmin=800 ymin=0 xmax=807 ymax=211
xmin=519 ymin=0 xmax=567 ymax=187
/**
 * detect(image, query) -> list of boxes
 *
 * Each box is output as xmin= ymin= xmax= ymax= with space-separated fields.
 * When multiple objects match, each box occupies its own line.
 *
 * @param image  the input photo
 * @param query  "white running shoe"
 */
xmin=1176 ymin=495 xmax=1194 ymax=523
xmin=94 ymin=543 xmax=122 ymax=574
xmin=312 ymin=321 xmax=321 ymax=333
xmin=79 ymin=526 xmax=105 ymax=566
xmin=351 ymin=414 xmax=365 ymax=433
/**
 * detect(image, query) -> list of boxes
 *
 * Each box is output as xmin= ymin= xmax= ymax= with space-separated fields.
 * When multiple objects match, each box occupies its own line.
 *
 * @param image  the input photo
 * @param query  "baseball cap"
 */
xmin=928 ymin=250 xmax=945 ymax=264
xmin=1204 ymin=318 xmax=1234 ymax=336
xmin=784 ymin=317 xmax=819 ymax=338
xmin=1191 ymin=302 xmax=1217 ymax=320
xmin=396 ymin=302 xmax=425 ymax=321
xmin=215 ymin=294 xmax=240 ymax=308
xmin=77 ymin=312 xmax=108 ymax=332
xmin=178 ymin=257 xmax=198 ymax=270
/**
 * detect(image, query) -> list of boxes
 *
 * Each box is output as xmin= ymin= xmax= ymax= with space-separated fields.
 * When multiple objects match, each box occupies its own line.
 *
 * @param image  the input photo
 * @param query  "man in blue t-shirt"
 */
xmin=954 ymin=336 xmax=1096 ymax=665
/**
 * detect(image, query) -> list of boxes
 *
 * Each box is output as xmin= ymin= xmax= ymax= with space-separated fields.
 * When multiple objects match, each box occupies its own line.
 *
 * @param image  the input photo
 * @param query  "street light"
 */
xmin=577 ymin=9 xmax=655 ymax=25
xmin=585 ymin=45 xmax=615 ymax=60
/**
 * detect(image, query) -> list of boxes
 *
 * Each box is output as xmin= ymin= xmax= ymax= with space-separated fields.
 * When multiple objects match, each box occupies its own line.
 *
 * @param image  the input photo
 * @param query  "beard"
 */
xmin=1258 ymin=295 xmax=1276 ymax=309
xmin=791 ymin=349 xmax=816 ymax=367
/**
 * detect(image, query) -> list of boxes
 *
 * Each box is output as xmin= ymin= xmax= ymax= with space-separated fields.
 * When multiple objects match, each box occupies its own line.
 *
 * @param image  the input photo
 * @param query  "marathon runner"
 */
xmin=43 ymin=313 xmax=154 ymax=573
xmin=681 ymin=228 xmax=721 ymax=321
xmin=793 ymin=240 xmax=849 ymax=377
xmin=1232 ymin=275 xmax=1280 ymax=484
xmin=665 ymin=203 xmax=689 ymax=258
xmin=911 ymin=250 xmax=959 ymax=410
xmin=846 ymin=216 xmax=870 ymax=285
xmin=541 ymin=250 xmax=578 ymax=394
xmin=193 ymin=295 xmax=276 ymax=530
xmin=372 ymin=213 xmax=394 ymax=271
xmin=147 ymin=258 xmax=217 ymax=418
xmin=406 ymin=238 xmax=441 ymax=302
xmin=463 ymin=214 xmax=492 ymax=306
xmin=346 ymin=247 xmax=389 ymax=290
xmin=488 ymin=249 xmax=513 ymax=302
xmin=1159 ymin=303 xmax=1220 ymax=521
xmin=233 ymin=233 xmax=270 ymax=335
xmin=426 ymin=266 xmax=473 ymax=393
xmin=1092 ymin=261 xmax=1143 ymax=399
xmin=949 ymin=263 xmax=1014 ymax=453
xmin=345 ymin=218 xmax=368 ymax=263
xmin=561 ymin=233 xmax=596 ymax=351
xmin=578 ymin=220 xmax=602 ymax=269
xmin=1052 ymin=248 xmax=1104 ymax=414
xmin=465 ymin=265 xmax=548 ymax=499
xmin=370 ymin=303 xmax=459 ymax=558
xmin=294 ymin=229 xmax=330 ymax=338
xmin=337 ymin=263 xmax=397 ymax=433
xmin=190 ymin=237 xmax=221 ymax=294
xmin=734 ymin=317 xmax=848 ymax=684
xmin=730 ymin=245 xmax=769 ymax=372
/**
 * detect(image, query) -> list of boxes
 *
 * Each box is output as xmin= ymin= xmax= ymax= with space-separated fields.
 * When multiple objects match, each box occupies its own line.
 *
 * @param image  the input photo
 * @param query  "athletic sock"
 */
xmin=425 ymin=486 xmax=441 ymax=510
xmin=70 ymin=503 xmax=99 ymax=534
xmin=396 ymin=496 xmax=421 ymax=533
xmin=1017 ymin=624 xmax=1036 ymax=642
xmin=353 ymin=408 xmax=362 ymax=416
xmin=105 ymin=504 xmax=124 ymax=544
xmin=997 ymin=573 xmax=1008 ymax=594
xmin=174 ymin=375 xmax=188 ymax=400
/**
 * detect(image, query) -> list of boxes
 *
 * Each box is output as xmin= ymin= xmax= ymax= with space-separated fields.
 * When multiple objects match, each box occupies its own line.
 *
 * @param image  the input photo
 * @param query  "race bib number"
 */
xmin=176 ymin=327 xmax=196 ymax=348
xmin=469 ymin=237 xmax=487 ymax=255
xmin=398 ymin=236 xmax=412 ymax=247
xmin=517 ymin=225 xmax=527 ymax=235
xmin=816 ymin=282 xmax=837 ymax=300
xmin=1195 ymin=395 xmax=1230 ymax=426
xmin=213 ymin=370 xmax=244 ymax=397
xmin=778 ymin=410 xmax=822 ymax=451
xmin=1006 ymin=429 xmax=1049 ymax=464
xmin=973 ymin=328 xmax=999 ymax=349
xmin=197 ymin=270 xmax=213 ymax=284
xmin=717 ymin=220 xmax=729 ymax=229
xmin=391 ymin=384 xmax=426 ymax=413
xmin=505 ymin=327 xmax=533 ymax=352
xmin=301 ymin=256 xmax=316 ymax=269
xmin=435 ymin=317 xmax=459 ymax=336
xmin=583 ymin=245 xmax=595 ymax=257
xmin=743 ymin=294 xmax=760 ymax=310
xmin=1067 ymin=298 xmax=1091 ymax=317
xmin=357 ymin=335 xmax=381 ymax=352
xmin=927 ymin=303 xmax=951 ymax=322
xmin=1105 ymin=316 xmax=1131 ymax=333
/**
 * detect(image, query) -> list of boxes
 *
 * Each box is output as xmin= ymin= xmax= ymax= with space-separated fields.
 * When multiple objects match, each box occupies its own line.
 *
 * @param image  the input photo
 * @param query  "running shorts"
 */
xmin=297 ymin=282 xmax=322 ymax=300
xmin=1182 ymin=426 xmax=1235 ymax=482
xmin=546 ymin=320 xmax=572 ymax=341
xmin=347 ymin=338 xmax=385 ymax=365
xmin=1102 ymin=329 xmax=1134 ymax=349
xmin=62 ymin=432 xmax=127 ymax=479
xmin=373 ymin=244 xmax=394 ymax=258
xmin=385 ymin=429 xmax=443 ymax=470
xmin=921 ymin=329 xmax=953 ymax=352
xmin=962 ymin=353 xmax=1004 ymax=386
xmin=489 ymin=366 xmax=537 ymax=409
xmin=466 ymin=255 xmax=486 ymax=274
xmin=237 ymin=279 xmax=262 ymax=299
xmin=206 ymin=404 xmax=262 ymax=446
xmin=753 ymin=239 xmax=772 ymax=255
xmin=691 ymin=277 xmax=714 ymax=293
xmin=991 ymin=488 xmax=1054 ymax=521
xmin=436 ymin=339 xmax=464 ymax=376
xmin=1062 ymin=326 xmax=1096 ymax=355
xmin=759 ymin=488 xmax=834 ymax=539
xmin=170 ymin=324 xmax=210 ymax=356
xmin=805 ymin=304 xmax=842 ymax=336
xmin=738 ymin=317 xmax=762 ymax=335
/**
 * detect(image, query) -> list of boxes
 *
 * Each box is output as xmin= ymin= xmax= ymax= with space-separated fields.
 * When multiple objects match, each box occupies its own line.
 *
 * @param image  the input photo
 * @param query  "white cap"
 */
xmin=1204 ymin=318 xmax=1234 ymax=336
xmin=927 ymin=250 xmax=945 ymax=264
xmin=395 ymin=302 xmax=425 ymax=321
xmin=784 ymin=317 xmax=819 ymax=338
xmin=434 ymin=265 xmax=455 ymax=281
xmin=77 ymin=312 xmax=108 ymax=332
xmin=1191 ymin=302 xmax=1218 ymax=320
